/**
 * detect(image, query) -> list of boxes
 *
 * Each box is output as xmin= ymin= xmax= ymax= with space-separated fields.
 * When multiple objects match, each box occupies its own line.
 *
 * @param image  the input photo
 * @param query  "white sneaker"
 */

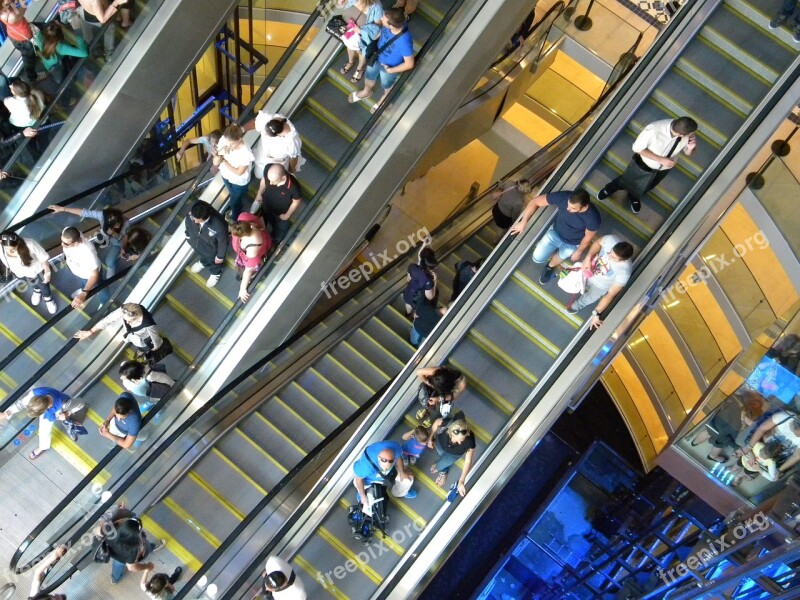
xmin=206 ymin=274 xmax=221 ymax=288
xmin=190 ymin=261 xmax=204 ymax=274
xmin=152 ymin=539 xmax=167 ymax=553
xmin=31 ymin=290 xmax=41 ymax=306
xmin=45 ymin=298 xmax=57 ymax=315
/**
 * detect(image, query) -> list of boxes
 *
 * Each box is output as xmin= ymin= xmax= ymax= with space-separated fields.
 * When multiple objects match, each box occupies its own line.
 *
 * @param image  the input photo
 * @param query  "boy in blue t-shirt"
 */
xmin=401 ymin=426 xmax=428 ymax=466
xmin=348 ymin=8 xmax=415 ymax=113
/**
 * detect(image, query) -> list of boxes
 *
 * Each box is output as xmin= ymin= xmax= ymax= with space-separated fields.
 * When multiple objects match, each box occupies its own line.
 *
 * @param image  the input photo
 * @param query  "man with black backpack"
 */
xmin=350 ymin=440 xmax=415 ymax=542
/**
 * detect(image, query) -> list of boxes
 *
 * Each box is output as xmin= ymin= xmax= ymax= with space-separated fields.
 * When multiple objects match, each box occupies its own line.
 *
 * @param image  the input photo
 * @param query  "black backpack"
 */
xmin=348 ymin=484 xmax=388 ymax=544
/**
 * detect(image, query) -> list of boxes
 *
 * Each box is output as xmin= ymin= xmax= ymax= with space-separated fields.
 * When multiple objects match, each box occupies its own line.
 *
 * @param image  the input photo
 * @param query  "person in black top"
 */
xmin=449 ymin=258 xmax=482 ymax=303
xmin=253 ymin=164 xmax=302 ymax=243
xmin=427 ymin=410 xmax=476 ymax=496
xmin=184 ymin=201 xmax=228 ymax=288
xmin=410 ymin=295 xmax=442 ymax=347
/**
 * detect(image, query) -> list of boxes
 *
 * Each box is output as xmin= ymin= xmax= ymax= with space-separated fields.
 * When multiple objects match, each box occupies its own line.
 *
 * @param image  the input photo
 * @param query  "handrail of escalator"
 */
xmin=7 ymin=0 xmax=435 ymax=576
xmin=488 ymin=1 xmax=564 ymax=69
xmin=2 ymin=12 xmax=124 ymax=177
xmin=596 ymin=30 xmax=643 ymax=102
xmin=215 ymin=2 xmax=736 ymax=595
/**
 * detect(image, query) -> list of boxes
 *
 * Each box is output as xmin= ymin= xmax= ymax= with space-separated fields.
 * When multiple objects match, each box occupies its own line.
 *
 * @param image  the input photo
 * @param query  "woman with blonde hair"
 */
xmin=491 ymin=178 xmax=533 ymax=230
xmin=337 ymin=0 xmax=384 ymax=83
xmin=33 ymin=20 xmax=89 ymax=83
xmin=74 ymin=302 xmax=165 ymax=359
xmin=4 ymin=80 xmax=45 ymax=129
xmin=229 ymin=213 xmax=272 ymax=303
xmin=0 ymin=386 xmax=86 ymax=459
xmin=427 ymin=410 xmax=476 ymax=496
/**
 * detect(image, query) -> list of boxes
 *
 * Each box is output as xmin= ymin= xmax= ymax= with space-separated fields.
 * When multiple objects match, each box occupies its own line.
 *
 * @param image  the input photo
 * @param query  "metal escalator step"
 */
xmin=147 ymin=502 xmax=216 ymax=569
xmin=307 ymin=76 xmax=371 ymax=140
xmin=216 ymin=429 xmax=288 ymax=491
xmin=449 ymin=338 xmax=531 ymax=412
xmin=361 ymin=316 xmax=415 ymax=362
xmin=259 ymin=397 xmax=325 ymax=452
xmin=296 ymin=369 xmax=359 ymax=419
xmin=587 ymin=165 xmax=669 ymax=235
xmin=329 ymin=343 xmax=389 ymax=392
xmin=166 ymin=275 xmax=231 ymax=331
xmin=383 ymin=303 xmax=410 ymax=329
xmin=191 ymin=450 xmax=266 ymax=516
xmin=300 ymin=527 xmax=384 ymax=593
xmin=655 ymin=71 xmax=744 ymax=139
xmin=347 ymin=329 xmax=407 ymax=376
xmin=315 ymin=355 xmax=376 ymax=401
xmin=677 ymin=42 xmax=769 ymax=114
xmin=239 ymin=410 xmax=307 ymax=469
xmin=495 ymin=277 xmax=579 ymax=346
xmin=279 ymin=382 xmax=343 ymax=435
xmin=151 ymin=302 xmax=208 ymax=360
xmin=291 ymin=559 xmax=333 ymax=600
xmin=297 ymin=153 xmax=331 ymax=198
xmin=472 ymin=309 xmax=557 ymax=379
xmin=295 ymin=108 xmax=355 ymax=171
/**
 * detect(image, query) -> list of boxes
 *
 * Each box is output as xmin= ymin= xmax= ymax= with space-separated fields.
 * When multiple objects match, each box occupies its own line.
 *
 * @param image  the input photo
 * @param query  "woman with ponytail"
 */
xmin=0 ymin=231 xmax=57 ymax=314
xmin=4 ymin=80 xmax=45 ymax=129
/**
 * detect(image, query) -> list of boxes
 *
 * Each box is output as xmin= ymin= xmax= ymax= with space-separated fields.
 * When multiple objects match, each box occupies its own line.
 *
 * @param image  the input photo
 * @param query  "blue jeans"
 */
xmin=224 ymin=180 xmax=249 ymax=221
xmin=410 ymin=325 xmax=424 ymax=347
xmin=532 ymin=226 xmax=578 ymax=264
xmin=111 ymin=541 xmax=155 ymax=583
xmin=79 ymin=277 xmax=111 ymax=306
xmin=365 ymin=61 xmax=400 ymax=90
xmin=781 ymin=0 xmax=800 ymax=22
xmin=434 ymin=442 xmax=460 ymax=474
xmin=104 ymin=241 xmax=122 ymax=278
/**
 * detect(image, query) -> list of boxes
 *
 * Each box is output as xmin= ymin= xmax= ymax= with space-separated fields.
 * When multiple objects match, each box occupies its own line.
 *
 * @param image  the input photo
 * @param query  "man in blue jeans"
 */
xmin=771 ymin=0 xmax=800 ymax=42
xmin=348 ymin=8 xmax=415 ymax=113
xmin=509 ymin=189 xmax=601 ymax=285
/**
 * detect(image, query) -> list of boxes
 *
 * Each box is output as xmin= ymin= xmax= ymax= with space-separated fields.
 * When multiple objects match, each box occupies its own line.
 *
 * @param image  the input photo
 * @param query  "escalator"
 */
xmin=2 ymin=0 xmax=527 ymax=592
xmin=209 ymin=0 xmax=800 ymax=598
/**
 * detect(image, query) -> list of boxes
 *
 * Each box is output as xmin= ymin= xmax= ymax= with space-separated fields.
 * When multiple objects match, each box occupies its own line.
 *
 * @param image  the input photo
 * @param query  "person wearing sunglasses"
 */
xmin=353 ymin=440 xmax=416 ymax=512
xmin=74 ymin=302 xmax=164 ymax=361
xmin=0 ymin=231 xmax=57 ymax=314
xmin=427 ymin=411 xmax=476 ymax=496
xmin=60 ymin=226 xmax=105 ymax=309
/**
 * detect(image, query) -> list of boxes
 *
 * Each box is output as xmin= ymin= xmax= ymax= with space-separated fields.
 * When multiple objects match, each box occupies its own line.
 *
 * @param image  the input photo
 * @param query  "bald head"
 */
xmin=266 ymin=164 xmax=288 ymax=186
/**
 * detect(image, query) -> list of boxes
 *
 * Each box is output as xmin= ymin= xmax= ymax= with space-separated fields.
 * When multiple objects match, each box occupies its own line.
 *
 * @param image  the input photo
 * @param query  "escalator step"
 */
xmin=295 ymin=108 xmax=356 ymax=171
xmin=295 ymin=369 xmax=360 ymax=419
xmin=192 ymin=450 xmax=266 ymax=516
xmin=307 ymin=76 xmax=371 ymax=140
xmin=216 ymin=429 xmax=288 ymax=491
xmin=258 ymin=397 xmax=325 ymax=453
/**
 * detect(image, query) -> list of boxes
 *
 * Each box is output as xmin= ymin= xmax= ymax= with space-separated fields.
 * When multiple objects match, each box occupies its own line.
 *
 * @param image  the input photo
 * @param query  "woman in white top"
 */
xmin=0 ymin=231 xmax=57 ymax=314
xmin=244 ymin=111 xmax=304 ymax=178
xmin=74 ymin=302 xmax=164 ymax=357
xmin=3 ymin=80 xmax=45 ymax=128
xmin=212 ymin=124 xmax=254 ymax=222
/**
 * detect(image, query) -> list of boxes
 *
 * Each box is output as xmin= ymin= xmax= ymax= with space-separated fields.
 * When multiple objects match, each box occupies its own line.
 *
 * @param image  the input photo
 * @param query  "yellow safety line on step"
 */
xmin=163 ymin=497 xmax=221 ymax=548
xmin=511 ymin=272 xmax=582 ymax=328
xmin=448 ymin=359 xmax=514 ymax=417
xmin=165 ymin=294 xmax=215 ymax=337
xmin=187 ymin=471 xmax=245 ymax=520
xmin=50 ymin=428 xmax=108 ymax=482
xmin=341 ymin=341 xmax=390 ymax=380
xmin=184 ymin=271 xmax=235 ymax=310
xmin=318 ymin=527 xmax=383 ymax=585
xmin=294 ymin=554 xmax=350 ymax=600
xmin=232 ymin=428 xmax=288 ymax=475
xmin=0 ymin=322 xmax=45 ymax=363
xmin=140 ymin=515 xmax=203 ymax=573
xmin=336 ymin=498 xmax=405 ymax=555
xmin=308 ymin=368 xmax=360 ymax=410
xmin=274 ymin=396 xmax=326 ymax=439
xmin=252 ymin=410 xmax=307 ymax=457
xmin=289 ymin=382 xmax=342 ymax=425
xmin=325 ymin=354 xmax=375 ymax=395
xmin=469 ymin=330 xmax=538 ymax=387
xmin=410 ymin=465 xmax=447 ymax=500
xmin=490 ymin=302 xmax=559 ymax=357
xmin=357 ymin=330 xmax=405 ymax=368
xmin=211 ymin=447 xmax=268 ymax=495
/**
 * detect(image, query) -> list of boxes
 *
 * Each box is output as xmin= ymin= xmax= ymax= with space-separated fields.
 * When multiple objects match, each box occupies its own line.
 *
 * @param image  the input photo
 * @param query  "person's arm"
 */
xmin=140 ymin=567 xmax=152 ymax=592
xmin=219 ymin=158 xmax=250 ymax=176
xmin=745 ymin=416 xmax=777 ymax=449
xmin=395 ymin=456 xmax=411 ymax=480
xmin=581 ymin=239 xmax=602 ymax=273
xmin=427 ymin=418 xmax=444 ymax=447
xmin=571 ymin=229 xmax=596 ymax=262
xmin=48 ymin=205 xmax=87 ymax=217
xmin=238 ymin=249 xmax=260 ymax=303
xmin=424 ymin=272 xmax=437 ymax=301
xmin=385 ymin=54 xmax=415 ymax=74
xmin=0 ymin=390 xmax=35 ymax=423
xmin=57 ymin=34 xmax=89 ymax=59
xmin=74 ymin=307 xmax=119 ymax=339
xmin=254 ymin=177 xmax=267 ymax=205
xmin=457 ymin=447 xmax=475 ymax=496
xmin=127 ymin=561 xmax=154 ymax=573
xmin=81 ymin=0 xmax=129 ymax=23
xmin=589 ymin=283 xmax=625 ymax=330
xmin=778 ymin=448 xmax=800 ymax=475
xmin=508 ymin=194 xmax=550 ymax=235
xmin=279 ymin=197 xmax=301 ymax=221
xmin=353 ymin=476 xmax=369 ymax=509
xmin=684 ymin=132 xmax=697 ymax=156
xmin=57 ymin=397 xmax=86 ymax=421
xmin=401 ymin=430 xmax=413 ymax=441
xmin=98 ymin=425 xmax=136 ymax=449
xmin=140 ymin=325 xmax=163 ymax=350
xmin=214 ymin=219 xmax=228 ymax=262
xmin=72 ymin=268 xmax=101 ymax=309
xmin=29 ymin=545 xmax=68 ymax=597
xmin=176 ymin=136 xmax=204 ymax=161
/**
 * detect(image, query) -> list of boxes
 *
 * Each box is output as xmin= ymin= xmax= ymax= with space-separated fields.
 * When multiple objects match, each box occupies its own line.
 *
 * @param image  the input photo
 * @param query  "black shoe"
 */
xmin=169 ymin=566 xmax=183 ymax=584
xmin=566 ymin=305 xmax=579 ymax=315
xmin=538 ymin=265 xmax=555 ymax=285
xmin=597 ymin=188 xmax=609 ymax=200
xmin=630 ymin=198 xmax=641 ymax=214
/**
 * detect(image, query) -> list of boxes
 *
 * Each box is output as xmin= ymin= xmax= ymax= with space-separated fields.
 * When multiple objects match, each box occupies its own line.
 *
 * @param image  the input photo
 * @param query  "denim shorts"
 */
xmin=532 ymin=226 xmax=578 ymax=264
xmin=365 ymin=62 xmax=400 ymax=90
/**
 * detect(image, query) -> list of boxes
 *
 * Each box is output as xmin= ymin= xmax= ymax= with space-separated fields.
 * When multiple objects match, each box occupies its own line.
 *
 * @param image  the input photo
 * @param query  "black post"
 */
xmin=574 ymin=0 xmax=595 ymax=31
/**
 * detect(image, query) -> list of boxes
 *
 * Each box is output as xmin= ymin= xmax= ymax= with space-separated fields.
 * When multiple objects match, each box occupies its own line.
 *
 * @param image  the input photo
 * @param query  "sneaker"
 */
xmin=206 ymin=273 xmax=221 ymax=288
xmin=415 ymin=408 xmax=428 ymax=421
xmin=68 ymin=428 xmax=79 ymax=443
xmin=402 ymin=455 xmax=409 ymax=467
xmin=566 ymin=305 xmax=579 ymax=315
xmin=630 ymin=198 xmax=641 ymax=214
xmin=597 ymin=187 xmax=609 ymax=200
xmin=770 ymin=12 xmax=788 ymax=29
xmin=404 ymin=488 xmax=417 ymax=499
xmin=189 ymin=261 xmax=204 ymax=274
xmin=153 ymin=539 xmax=167 ymax=553
xmin=410 ymin=455 xmax=417 ymax=466
xmin=31 ymin=290 xmax=41 ymax=306
xmin=45 ymin=298 xmax=57 ymax=315
xmin=793 ymin=23 xmax=800 ymax=42
xmin=538 ymin=264 xmax=555 ymax=285
xmin=170 ymin=566 xmax=183 ymax=583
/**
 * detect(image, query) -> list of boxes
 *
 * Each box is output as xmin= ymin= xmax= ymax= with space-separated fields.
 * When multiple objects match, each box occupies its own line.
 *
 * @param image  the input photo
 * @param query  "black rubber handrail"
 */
xmin=488 ymin=1 xmax=566 ymax=69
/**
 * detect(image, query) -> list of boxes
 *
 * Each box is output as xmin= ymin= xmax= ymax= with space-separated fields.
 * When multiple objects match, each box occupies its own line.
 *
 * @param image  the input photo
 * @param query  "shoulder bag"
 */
xmin=365 ymin=27 xmax=408 ymax=67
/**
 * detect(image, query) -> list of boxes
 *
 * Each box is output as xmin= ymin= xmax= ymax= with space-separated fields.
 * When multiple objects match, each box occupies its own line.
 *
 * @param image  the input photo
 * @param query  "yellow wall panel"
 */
xmin=638 ymin=314 xmax=701 ymax=410
xmin=549 ymin=50 xmax=605 ymax=99
xmin=609 ymin=355 xmax=669 ymax=451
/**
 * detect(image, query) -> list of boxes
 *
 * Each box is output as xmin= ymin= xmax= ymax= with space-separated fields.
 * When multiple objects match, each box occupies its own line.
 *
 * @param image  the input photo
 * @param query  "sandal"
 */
xmin=707 ymin=454 xmax=727 ymax=463
xmin=350 ymin=68 xmax=364 ymax=83
xmin=435 ymin=471 xmax=447 ymax=487
xmin=340 ymin=61 xmax=354 ymax=75
xmin=29 ymin=449 xmax=46 ymax=460
xmin=370 ymin=101 xmax=383 ymax=115
xmin=430 ymin=464 xmax=438 ymax=475
xmin=348 ymin=91 xmax=371 ymax=104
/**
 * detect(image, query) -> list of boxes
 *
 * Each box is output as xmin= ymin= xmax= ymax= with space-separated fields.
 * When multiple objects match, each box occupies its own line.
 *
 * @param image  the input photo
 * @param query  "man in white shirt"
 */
xmin=243 ymin=111 xmax=304 ymax=179
xmin=213 ymin=124 xmax=254 ymax=222
xmin=598 ymin=117 xmax=698 ymax=214
xmin=61 ymin=226 xmax=104 ymax=308
xmin=261 ymin=556 xmax=306 ymax=600
xmin=567 ymin=235 xmax=634 ymax=330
